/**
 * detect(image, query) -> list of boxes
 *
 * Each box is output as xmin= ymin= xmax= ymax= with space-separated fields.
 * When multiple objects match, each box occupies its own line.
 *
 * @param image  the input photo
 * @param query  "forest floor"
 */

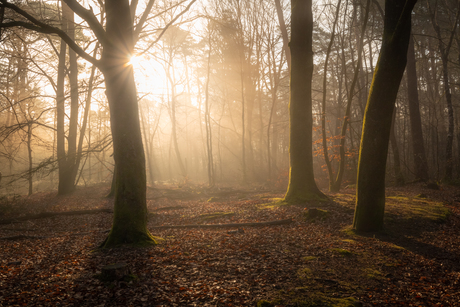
xmin=0 ymin=182 xmax=460 ymax=306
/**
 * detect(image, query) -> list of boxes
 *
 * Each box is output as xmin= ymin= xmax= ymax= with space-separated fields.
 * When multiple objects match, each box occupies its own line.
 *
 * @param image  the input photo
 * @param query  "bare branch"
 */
xmin=61 ymin=0 xmax=108 ymax=46
xmin=0 ymin=0 xmax=99 ymax=66
xmin=138 ymin=0 xmax=197 ymax=56
xmin=134 ymin=0 xmax=155 ymax=43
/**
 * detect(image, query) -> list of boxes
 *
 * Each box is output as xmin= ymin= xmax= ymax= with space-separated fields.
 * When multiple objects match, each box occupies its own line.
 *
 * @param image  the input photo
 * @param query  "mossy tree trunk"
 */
xmin=284 ymin=0 xmax=325 ymax=204
xmin=353 ymin=0 xmax=417 ymax=232
xmin=99 ymin=0 xmax=156 ymax=247
xmin=0 ymin=0 xmax=161 ymax=247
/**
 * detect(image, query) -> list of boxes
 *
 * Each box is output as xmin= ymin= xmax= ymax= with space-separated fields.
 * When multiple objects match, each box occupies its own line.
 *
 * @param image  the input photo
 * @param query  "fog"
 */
xmin=1 ymin=0 xmax=459 ymax=196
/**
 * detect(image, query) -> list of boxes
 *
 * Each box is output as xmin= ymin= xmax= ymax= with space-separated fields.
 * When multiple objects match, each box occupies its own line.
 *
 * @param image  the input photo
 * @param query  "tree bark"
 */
xmin=332 ymin=0 xmax=370 ymax=192
xmin=205 ymin=25 xmax=215 ymax=187
xmin=321 ymin=0 xmax=342 ymax=192
xmin=390 ymin=109 xmax=405 ymax=186
xmin=274 ymin=0 xmax=291 ymax=71
xmin=427 ymin=0 xmax=460 ymax=182
xmin=56 ymin=33 xmax=70 ymax=194
xmin=284 ymin=0 xmax=325 ymax=203
xmin=99 ymin=0 xmax=156 ymax=247
xmin=57 ymin=2 xmax=80 ymax=195
xmin=406 ymin=35 xmax=429 ymax=181
xmin=353 ymin=0 xmax=417 ymax=232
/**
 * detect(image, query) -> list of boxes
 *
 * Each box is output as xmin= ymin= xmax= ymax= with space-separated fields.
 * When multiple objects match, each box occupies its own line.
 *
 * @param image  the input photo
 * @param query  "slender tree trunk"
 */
xmin=140 ymin=109 xmax=154 ymax=186
xmin=427 ymin=0 xmax=460 ymax=182
xmin=274 ymin=0 xmax=291 ymax=71
xmin=353 ymin=0 xmax=417 ymax=232
xmin=406 ymin=35 xmax=429 ymax=181
xmin=75 ymin=46 xmax=99 ymax=187
xmin=27 ymin=122 xmax=33 ymax=196
xmin=166 ymin=64 xmax=187 ymax=178
xmin=56 ymin=34 xmax=69 ymax=194
xmin=205 ymin=26 xmax=214 ymax=187
xmin=390 ymin=109 xmax=405 ymax=186
xmin=66 ymin=2 xmax=79 ymax=187
xmin=284 ymin=0 xmax=325 ymax=203
xmin=57 ymin=2 xmax=80 ymax=194
xmin=170 ymin=96 xmax=187 ymax=178
xmin=239 ymin=54 xmax=246 ymax=183
xmin=332 ymin=0 xmax=370 ymax=192
xmin=321 ymin=0 xmax=342 ymax=191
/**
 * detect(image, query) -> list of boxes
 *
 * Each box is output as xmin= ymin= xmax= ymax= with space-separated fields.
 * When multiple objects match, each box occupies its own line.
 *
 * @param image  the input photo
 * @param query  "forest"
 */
xmin=1 ymin=0 xmax=460 ymax=306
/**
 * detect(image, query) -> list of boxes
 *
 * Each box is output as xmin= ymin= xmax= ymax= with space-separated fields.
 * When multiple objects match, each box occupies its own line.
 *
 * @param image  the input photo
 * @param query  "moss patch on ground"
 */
xmin=385 ymin=197 xmax=449 ymax=223
xmin=330 ymin=248 xmax=353 ymax=257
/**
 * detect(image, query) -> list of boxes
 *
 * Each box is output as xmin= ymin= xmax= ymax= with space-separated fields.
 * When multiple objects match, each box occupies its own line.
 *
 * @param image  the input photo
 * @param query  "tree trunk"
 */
xmin=27 ymin=122 xmax=33 ymax=196
xmin=353 ymin=0 xmax=417 ymax=232
xmin=56 ymin=34 xmax=72 ymax=194
xmin=321 ymin=0 xmax=342 ymax=192
xmin=166 ymin=63 xmax=187 ymax=178
xmin=390 ymin=109 xmax=405 ymax=186
xmin=427 ymin=0 xmax=460 ymax=182
xmin=406 ymin=35 xmax=429 ymax=181
xmin=57 ymin=2 xmax=80 ymax=195
xmin=205 ymin=26 xmax=215 ymax=187
xmin=284 ymin=0 xmax=325 ymax=203
xmin=66 ymin=2 xmax=79 ymax=188
xmin=100 ymin=0 xmax=156 ymax=247
xmin=239 ymin=52 xmax=247 ymax=183
xmin=332 ymin=0 xmax=370 ymax=193
xmin=75 ymin=46 xmax=99 ymax=187
xmin=274 ymin=0 xmax=291 ymax=71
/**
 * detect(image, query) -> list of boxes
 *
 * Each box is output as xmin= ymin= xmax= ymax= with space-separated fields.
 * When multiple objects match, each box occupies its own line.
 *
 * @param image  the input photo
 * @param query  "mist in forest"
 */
xmin=1 ymin=0 xmax=459 ymax=196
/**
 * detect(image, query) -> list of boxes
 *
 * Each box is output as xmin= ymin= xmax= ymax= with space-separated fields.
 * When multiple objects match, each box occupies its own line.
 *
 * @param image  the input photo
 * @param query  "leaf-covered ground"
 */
xmin=1 ymin=183 xmax=459 ymax=306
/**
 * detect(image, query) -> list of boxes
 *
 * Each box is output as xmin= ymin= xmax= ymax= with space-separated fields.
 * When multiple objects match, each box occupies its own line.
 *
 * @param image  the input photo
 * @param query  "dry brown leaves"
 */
xmin=0 ymin=183 xmax=459 ymax=306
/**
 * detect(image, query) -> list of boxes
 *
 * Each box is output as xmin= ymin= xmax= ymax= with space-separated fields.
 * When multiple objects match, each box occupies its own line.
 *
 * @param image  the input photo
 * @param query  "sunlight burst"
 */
xmin=127 ymin=54 xmax=143 ymax=67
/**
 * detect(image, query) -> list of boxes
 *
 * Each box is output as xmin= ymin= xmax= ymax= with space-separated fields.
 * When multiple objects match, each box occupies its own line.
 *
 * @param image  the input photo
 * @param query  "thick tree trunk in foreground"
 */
xmin=284 ymin=0 xmax=324 ymax=203
xmin=0 ymin=0 xmax=159 ymax=248
xmin=353 ymin=0 xmax=417 ymax=232
xmin=406 ymin=35 xmax=429 ymax=181
xmin=100 ymin=0 xmax=156 ymax=247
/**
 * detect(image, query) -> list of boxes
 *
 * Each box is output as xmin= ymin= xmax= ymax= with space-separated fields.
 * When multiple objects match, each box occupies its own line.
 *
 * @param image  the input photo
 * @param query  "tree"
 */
xmin=204 ymin=22 xmax=215 ymax=187
xmin=427 ymin=0 xmax=460 ymax=182
xmin=353 ymin=0 xmax=418 ymax=232
xmin=274 ymin=0 xmax=291 ymax=72
xmin=0 ymin=0 xmax=196 ymax=247
xmin=284 ymin=0 xmax=325 ymax=203
xmin=405 ymin=34 xmax=429 ymax=181
xmin=320 ymin=0 xmax=374 ymax=192
xmin=56 ymin=2 xmax=80 ymax=195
